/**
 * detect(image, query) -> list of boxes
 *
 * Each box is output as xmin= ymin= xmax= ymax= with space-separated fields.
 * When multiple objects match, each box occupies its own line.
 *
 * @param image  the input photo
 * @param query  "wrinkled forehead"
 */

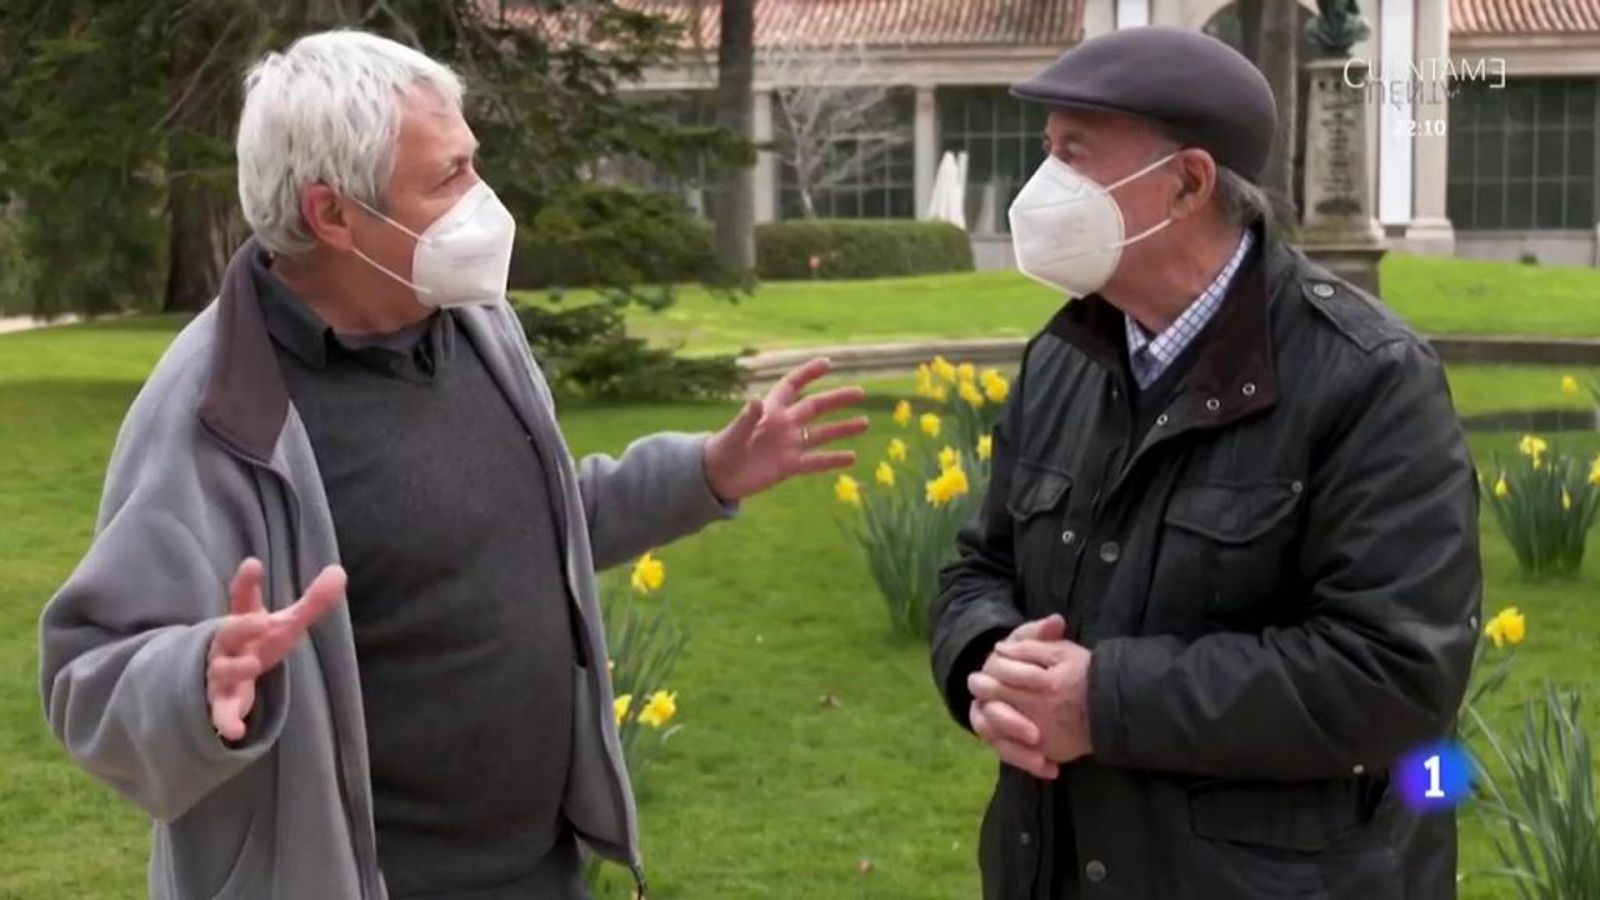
xmin=390 ymin=86 xmax=478 ymax=178
xmin=1045 ymin=107 xmax=1176 ymax=157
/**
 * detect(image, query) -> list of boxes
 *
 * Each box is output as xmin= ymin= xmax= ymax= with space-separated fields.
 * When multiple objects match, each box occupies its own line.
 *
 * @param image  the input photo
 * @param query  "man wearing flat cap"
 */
xmin=931 ymin=26 xmax=1480 ymax=899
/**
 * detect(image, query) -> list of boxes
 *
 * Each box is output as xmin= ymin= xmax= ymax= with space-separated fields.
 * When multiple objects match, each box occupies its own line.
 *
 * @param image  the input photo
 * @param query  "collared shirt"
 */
xmin=1124 ymin=230 xmax=1254 ymax=390
xmin=254 ymin=268 xmax=446 ymax=380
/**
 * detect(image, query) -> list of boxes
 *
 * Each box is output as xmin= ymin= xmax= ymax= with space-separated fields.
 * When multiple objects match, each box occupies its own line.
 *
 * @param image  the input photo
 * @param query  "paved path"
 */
xmin=0 ymin=313 xmax=85 ymax=335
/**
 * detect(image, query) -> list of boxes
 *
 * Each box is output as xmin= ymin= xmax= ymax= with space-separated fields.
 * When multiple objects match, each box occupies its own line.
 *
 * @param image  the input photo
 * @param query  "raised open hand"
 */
xmin=207 ymin=558 xmax=346 ymax=742
xmin=703 ymin=357 xmax=869 ymax=502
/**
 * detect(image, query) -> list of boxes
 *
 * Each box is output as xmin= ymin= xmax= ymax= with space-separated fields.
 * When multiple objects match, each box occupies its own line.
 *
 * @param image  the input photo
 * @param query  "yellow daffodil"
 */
xmin=1561 ymin=374 xmax=1581 ymax=396
xmin=959 ymin=381 xmax=986 ymax=409
xmin=1590 ymin=454 xmax=1600 ymax=486
xmin=888 ymin=438 xmax=908 ymax=462
xmin=1562 ymin=488 xmax=1574 ymax=511
xmin=939 ymin=446 xmax=960 ymax=471
xmin=977 ymin=435 xmax=993 ymax=461
xmin=1518 ymin=434 xmax=1549 ymax=459
xmin=835 ymin=474 xmax=862 ymax=507
xmin=929 ymin=384 xmax=949 ymax=405
xmin=916 ymin=365 xmax=935 ymax=399
xmin=1494 ymin=473 xmax=1510 ymax=499
xmin=638 ymin=690 xmax=678 ymax=728
xmin=957 ymin=362 xmax=977 ymax=383
xmin=921 ymin=413 xmax=942 ymax=438
xmin=614 ymin=694 xmax=633 ymax=726
xmin=1484 ymin=607 xmax=1527 ymax=648
xmin=631 ymin=552 xmax=665 ymax=595
xmin=893 ymin=400 xmax=912 ymax=427
xmin=1503 ymin=609 xmax=1527 ymax=644
xmin=925 ymin=465 xmax=971 ymax=507
xmin=932 ymin=356 xmax=958 ymax=384
xmin=875 ymin=461 xmax=896 ymax=487
xmin=982 ymin=370 xmax=1010 ymax=404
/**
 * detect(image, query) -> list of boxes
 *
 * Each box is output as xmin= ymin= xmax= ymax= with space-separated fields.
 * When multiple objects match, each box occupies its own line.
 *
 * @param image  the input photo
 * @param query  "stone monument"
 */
xmin=1299 ymin=0 xmax=1386 ymax=295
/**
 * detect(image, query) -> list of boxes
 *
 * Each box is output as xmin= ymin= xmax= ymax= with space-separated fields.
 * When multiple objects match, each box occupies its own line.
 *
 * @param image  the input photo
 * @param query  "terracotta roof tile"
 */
xmin=492 ymin=0 xmax=1082 ymax=48
xmin=1452 ymin=0 xmax=1600 ymax=35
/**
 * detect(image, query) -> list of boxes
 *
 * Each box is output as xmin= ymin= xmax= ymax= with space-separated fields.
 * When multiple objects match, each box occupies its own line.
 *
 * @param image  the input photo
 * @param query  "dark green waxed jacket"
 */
xmin=932 ymin=231 xmax=1481 ymax=900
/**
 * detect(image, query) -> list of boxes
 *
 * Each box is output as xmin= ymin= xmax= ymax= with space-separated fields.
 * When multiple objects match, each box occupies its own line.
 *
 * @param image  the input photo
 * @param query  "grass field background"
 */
xmin=3 ymin=256 xmax=1600 ymax=897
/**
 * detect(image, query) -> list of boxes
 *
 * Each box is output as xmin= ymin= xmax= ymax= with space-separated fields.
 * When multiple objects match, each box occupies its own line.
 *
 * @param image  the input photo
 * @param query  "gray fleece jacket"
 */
xmin=38 ymin=239 xmax=734 ymax=898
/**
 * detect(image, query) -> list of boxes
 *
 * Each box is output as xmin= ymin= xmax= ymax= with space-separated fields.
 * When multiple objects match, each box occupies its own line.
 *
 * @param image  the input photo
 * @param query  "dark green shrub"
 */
xmin=510 ymin=183 xmax=721 ymax=291
xmin=756 ymin=219 xmax=974 ymax=281
xmin=515 ymin=297 xmax=743 ymax=404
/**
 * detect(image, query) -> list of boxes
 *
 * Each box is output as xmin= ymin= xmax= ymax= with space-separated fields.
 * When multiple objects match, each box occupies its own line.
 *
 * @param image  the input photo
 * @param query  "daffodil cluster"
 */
xmin=834 ymin=357 xmax=1012 ymax=638
xmin=604 ymin=552 xmax=688 ymax=797
xmin=1485 ymin=433 xmax=1600 ymax=579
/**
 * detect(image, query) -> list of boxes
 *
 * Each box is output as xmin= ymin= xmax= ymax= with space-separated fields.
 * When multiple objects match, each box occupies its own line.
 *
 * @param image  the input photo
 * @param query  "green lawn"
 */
xmin=513 ymin=252 xmax=1600 ymax=357
xmin=3 ymin=320 xmax=1599 ymax=898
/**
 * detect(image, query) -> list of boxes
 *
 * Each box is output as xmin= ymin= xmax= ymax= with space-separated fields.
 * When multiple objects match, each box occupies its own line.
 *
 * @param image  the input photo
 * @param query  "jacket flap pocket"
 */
xmin=1164 ymin=482 xmax=1300 ymax=545
xmin=1189 ymin=780 xmax=1362 ymax=853
xmin=1006 ymin=462 xmax=1072 ymax=520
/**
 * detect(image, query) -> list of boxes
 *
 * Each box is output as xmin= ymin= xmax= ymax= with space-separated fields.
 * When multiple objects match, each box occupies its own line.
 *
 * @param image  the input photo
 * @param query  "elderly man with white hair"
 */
xmin=39 ymin=30 xmax=866 ymax=899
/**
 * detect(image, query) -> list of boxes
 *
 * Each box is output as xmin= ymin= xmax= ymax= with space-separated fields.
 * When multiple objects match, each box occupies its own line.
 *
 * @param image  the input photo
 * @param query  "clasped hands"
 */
xmin=966 ymin=614 xmax=1092 ymax=780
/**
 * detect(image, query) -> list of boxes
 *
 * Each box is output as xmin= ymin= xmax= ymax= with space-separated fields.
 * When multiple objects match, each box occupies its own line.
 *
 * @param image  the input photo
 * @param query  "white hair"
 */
xmin=236 ymin=30 xmax=465 ymax=255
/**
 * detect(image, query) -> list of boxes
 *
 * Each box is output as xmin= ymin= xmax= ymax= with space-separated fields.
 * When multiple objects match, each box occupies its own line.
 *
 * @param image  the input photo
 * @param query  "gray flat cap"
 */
xmin=1012 ymin=26 xmax=1277 ymax=182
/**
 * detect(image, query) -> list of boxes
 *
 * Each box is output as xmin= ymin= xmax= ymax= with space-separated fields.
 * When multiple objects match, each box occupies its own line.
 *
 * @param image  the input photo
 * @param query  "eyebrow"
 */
xmin=439 ymin=146 xmax=478 ymax=179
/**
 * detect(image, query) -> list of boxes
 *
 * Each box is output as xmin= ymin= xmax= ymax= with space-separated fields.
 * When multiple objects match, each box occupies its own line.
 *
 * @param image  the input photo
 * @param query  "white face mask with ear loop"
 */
xmin=349 ymin=180 xmax=517 ymax=310
xmin=1008 ymin=151 xmax=1179 ymax=298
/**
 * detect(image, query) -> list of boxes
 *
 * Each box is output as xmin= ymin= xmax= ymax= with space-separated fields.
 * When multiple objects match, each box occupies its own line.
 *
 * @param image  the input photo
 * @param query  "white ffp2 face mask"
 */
xmin=1008 ymin=153 xmax=1177 ymax=298
xmin=352 ymin=180 xmax=516 ymax=309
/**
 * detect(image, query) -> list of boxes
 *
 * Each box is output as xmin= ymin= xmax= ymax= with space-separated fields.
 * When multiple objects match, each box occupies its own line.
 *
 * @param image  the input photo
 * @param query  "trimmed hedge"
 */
xmin=756 ymin=219 xmax=974 ymax=281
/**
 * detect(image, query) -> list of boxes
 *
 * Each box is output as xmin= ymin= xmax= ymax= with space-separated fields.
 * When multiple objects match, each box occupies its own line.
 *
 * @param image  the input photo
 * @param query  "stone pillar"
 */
xmin=1116 ymin=0 xmax=1152 ymax=28
xmin=1301 ymin=58 xmax=1387 ymax=295
xmin=752 ymin=89 xmax=777 ymax=223
xmin=1406 ymin=0 xmax=1456 ymax=255
xmin=914 ymin=85 xmax=938 ymax=219
xmin=1377 ymin=0 xmax=1415 ymax=226
xmin=1081 ymin=0 xmax=1115 ymax=37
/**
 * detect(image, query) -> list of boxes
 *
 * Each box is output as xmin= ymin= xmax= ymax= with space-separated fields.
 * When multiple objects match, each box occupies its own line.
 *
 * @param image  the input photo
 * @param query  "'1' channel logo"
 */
xmin=1394 ymin=740 xmax=1475 ymax=811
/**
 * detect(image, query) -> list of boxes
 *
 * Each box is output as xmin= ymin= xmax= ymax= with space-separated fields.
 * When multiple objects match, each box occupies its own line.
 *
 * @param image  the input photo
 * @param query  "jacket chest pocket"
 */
xmin=1006 ymin=460 xmax=1075 ymax=618
xmin=1156 ymin=481 xmax=1303 ymax=625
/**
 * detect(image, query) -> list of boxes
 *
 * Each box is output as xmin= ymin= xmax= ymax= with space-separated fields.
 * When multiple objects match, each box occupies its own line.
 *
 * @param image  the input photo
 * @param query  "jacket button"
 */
xmin=1099 ymin=541 xmax=1120 ymax=563
xmin=1241 ymin=382 xmax=1257 ymax=397
xmin=1353 ymin=763 xmax=1366 ymax=775
xmin=1061 ymin=529 xmax=1076 ymax=546
xmin=1019 ymin=830 xmax=1032 ymax=846
xmin=1086 ymin=860 xmax=1107 ymax=882
xmin=1205 ymin=397 xmax=1221 ymax=412
xmin=1312 ymin=282 xmax=1336 ymax=298
xmin=1155 ymin=413 xmax=1169 ymax=427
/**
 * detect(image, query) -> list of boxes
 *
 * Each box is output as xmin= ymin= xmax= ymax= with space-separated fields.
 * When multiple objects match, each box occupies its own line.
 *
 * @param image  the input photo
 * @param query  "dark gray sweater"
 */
xmin=254 ymin=254 xmax=585 ymax=898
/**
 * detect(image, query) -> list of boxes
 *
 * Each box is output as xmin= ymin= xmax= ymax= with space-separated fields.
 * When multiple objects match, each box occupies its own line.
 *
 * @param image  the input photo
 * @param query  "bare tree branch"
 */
xmin=762 ymin=41 xmax=909 ymax=217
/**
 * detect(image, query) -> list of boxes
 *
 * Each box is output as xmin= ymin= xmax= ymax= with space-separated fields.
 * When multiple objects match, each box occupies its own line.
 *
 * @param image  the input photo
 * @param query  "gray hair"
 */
xmin=1213 ymin=166 xmax=1273 ymax=230
xmin=236 ymin=30 xmax=465 ymax=255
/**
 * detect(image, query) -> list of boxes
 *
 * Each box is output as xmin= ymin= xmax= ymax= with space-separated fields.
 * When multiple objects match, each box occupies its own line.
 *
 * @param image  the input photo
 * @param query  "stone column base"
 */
xmin=1402 ymin=217 xmax=1456 ymax=257
xmin=1301 ymin=243 xmax=1388 ymax=297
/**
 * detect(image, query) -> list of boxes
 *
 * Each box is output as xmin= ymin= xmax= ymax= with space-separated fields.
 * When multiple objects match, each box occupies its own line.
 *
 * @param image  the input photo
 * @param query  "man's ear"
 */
xmin=300 ymin=183 xmax=356 ymax=252
xmin=1171 ymin=148 xmax=1217 ymax=221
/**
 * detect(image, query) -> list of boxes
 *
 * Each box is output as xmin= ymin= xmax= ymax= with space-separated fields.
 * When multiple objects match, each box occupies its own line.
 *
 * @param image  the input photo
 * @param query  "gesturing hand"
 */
xmin=703 ymin=357 xmax=869 ymax=502
xmin=208 ymin=558 xmax=347 ymax=742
